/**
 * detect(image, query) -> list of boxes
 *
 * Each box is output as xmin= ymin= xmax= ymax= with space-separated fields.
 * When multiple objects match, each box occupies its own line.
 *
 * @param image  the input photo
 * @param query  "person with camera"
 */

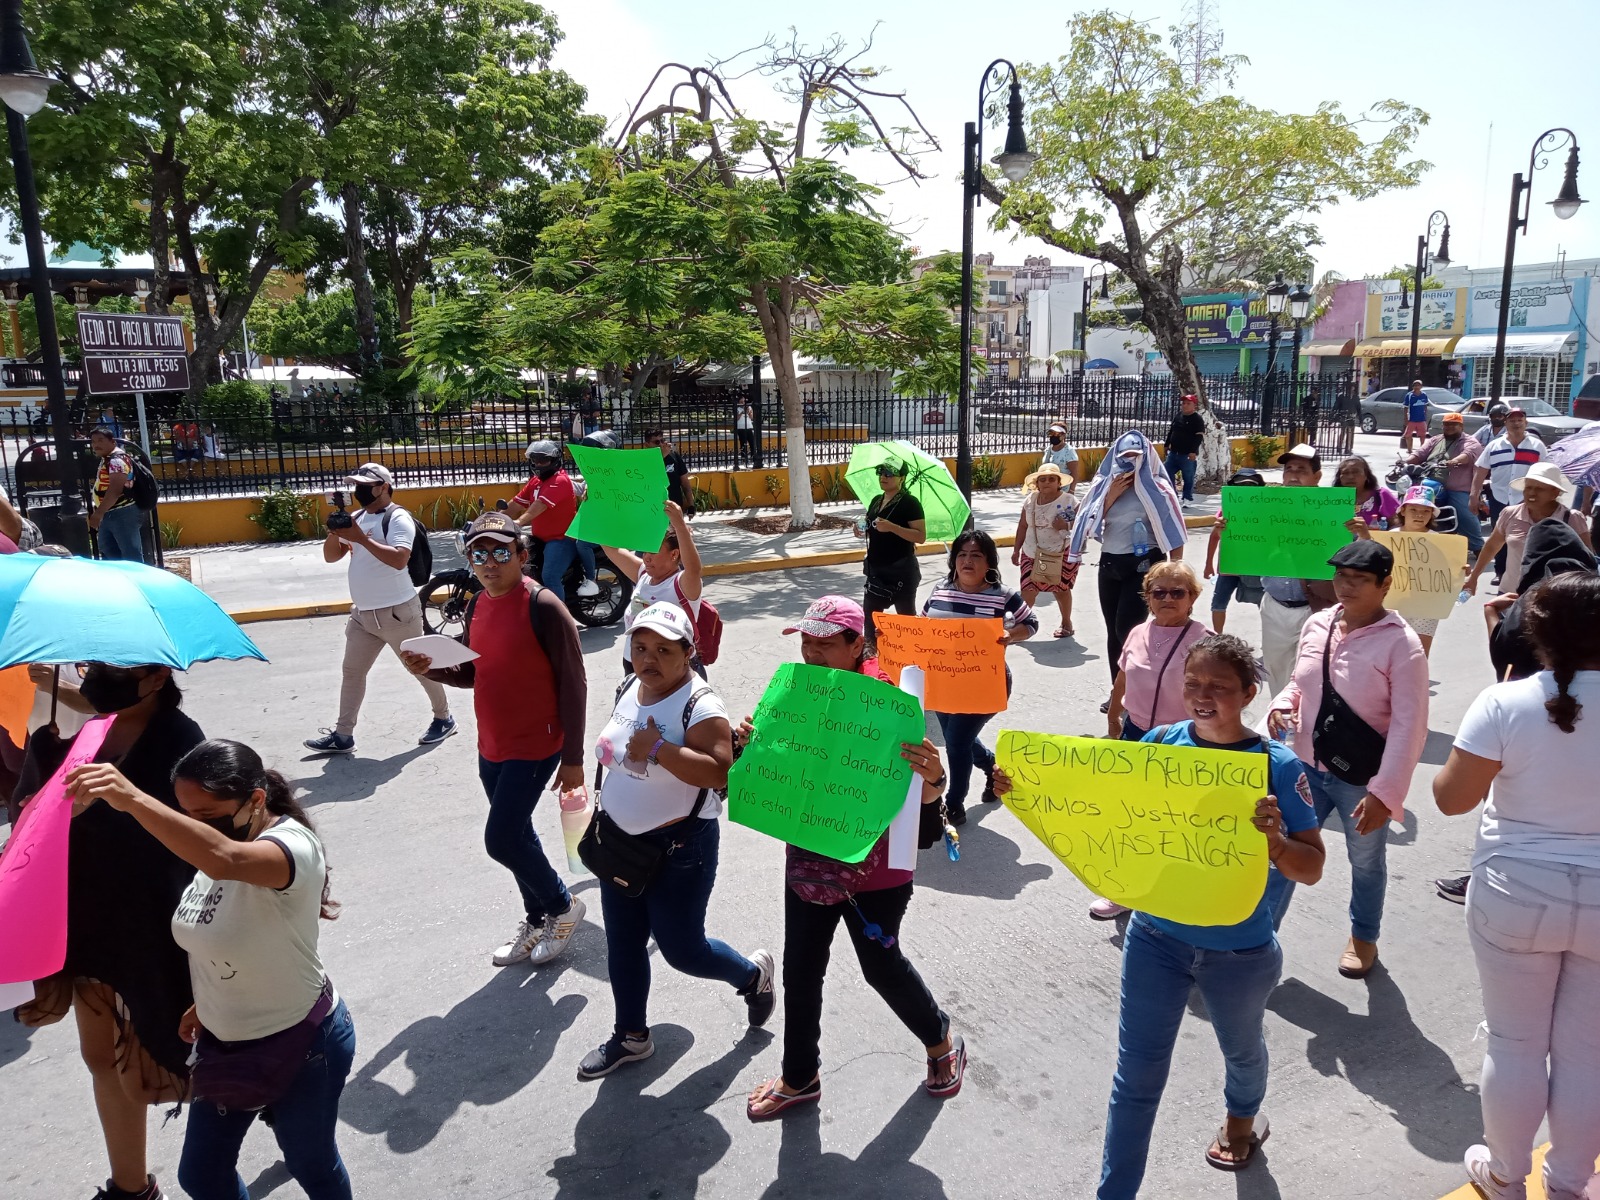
xmin=304 ymin=463 xmax=455 ymax=755
xmin=508 ymin=440 xmax=599 ymax=602
xmin=401 ymin=512 xmax=590 ymax=969
xmin=1405 ymin=411 xmax=1484 ymax=557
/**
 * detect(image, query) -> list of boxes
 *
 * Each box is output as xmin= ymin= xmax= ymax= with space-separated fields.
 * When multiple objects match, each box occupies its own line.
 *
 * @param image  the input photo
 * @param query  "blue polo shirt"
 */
xmin=1132 ymin=721 xmax=1315 ymax=950
xmin=1406 ymin=392 xmax=1429 ymax=422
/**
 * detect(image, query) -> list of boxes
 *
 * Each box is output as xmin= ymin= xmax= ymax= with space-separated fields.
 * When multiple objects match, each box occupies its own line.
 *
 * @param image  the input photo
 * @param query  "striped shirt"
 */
xmin=1481 ymin=433 xmax=1547 ymax=503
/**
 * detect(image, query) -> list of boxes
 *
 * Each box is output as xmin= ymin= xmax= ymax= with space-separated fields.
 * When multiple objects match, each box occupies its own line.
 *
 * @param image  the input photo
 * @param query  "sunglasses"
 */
xmin=1146 ymin=588 xmax=1188 ymax=601
xmin=469 ymin=545 xmax=515 ymax=565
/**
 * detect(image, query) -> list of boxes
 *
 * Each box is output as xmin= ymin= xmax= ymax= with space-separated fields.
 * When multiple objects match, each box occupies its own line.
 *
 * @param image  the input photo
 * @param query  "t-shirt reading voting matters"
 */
xmin=1455 ymin=672 xmax=1600 ymax=873
xmin=1134 ymin=722 xmax=1314 ymax=951
xmin=595 ymin=676 xmax=729 ymax=835
xmin=346 ymin=505 xmax=417 ymax=610
xmin=513 ymin=469 xmax=577 ymax=543
xmin=171 ymin=818 xmax=331 ymax=1043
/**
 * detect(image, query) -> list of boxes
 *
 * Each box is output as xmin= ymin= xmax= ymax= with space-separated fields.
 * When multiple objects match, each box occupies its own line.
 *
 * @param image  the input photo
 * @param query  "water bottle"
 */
xmin=1457 ymin=588 xmax=1472 ymax=606
xmin=558 ymin=786 xmax=593 ymax=877
xmin=1132 ymin=516 xmax=1151 ymax=558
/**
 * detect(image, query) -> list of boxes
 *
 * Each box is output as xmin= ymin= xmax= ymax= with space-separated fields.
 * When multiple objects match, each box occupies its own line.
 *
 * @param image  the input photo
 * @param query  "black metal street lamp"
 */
xmin=1489 ymin=129 xmax=1584 ymax=401
xmin=1080 ymin=263 xmax=1109 ymax=357
xmin=0 ymin=0 xmax=88 ymax=554
xmin=1404 ymin=209 xmax=1451 ymax=384
xmin=1286 ymin=279 xmax=1312 ymax=419
xmin=957 ymin=59 xmax=1037 ymax=500
xmin=1258 ymin=272 xmax=1289 ymax=435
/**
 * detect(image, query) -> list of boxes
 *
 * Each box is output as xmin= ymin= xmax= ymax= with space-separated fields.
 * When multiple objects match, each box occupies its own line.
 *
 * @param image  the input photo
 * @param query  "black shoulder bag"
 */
xmin=578 ymin=679 xmax=714 ymax=897
xmin=1310 ymin=613 xmax=1386 ymax=786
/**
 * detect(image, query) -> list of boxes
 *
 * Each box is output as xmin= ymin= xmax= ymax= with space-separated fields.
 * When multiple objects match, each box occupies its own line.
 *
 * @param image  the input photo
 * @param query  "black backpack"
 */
xmin=122 ymin=451 xmax=158 ymax=511
xmin=381 ymin=506 xmax=433 ymax=586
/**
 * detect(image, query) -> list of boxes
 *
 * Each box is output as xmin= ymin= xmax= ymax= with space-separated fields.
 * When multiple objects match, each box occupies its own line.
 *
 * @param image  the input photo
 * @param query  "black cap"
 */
xmin=1225 ymin=468 xmax=1265 ymax=487
xmin=1328 ymin=540 xmax=1393 ymax=578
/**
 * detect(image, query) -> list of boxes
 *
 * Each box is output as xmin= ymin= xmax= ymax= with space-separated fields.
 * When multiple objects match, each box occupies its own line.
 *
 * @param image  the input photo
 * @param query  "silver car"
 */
xmin=1426 ymin=397 xmax=1591 ymax=444
xmin=1358 ymin=386 xmax=1465 ymax=434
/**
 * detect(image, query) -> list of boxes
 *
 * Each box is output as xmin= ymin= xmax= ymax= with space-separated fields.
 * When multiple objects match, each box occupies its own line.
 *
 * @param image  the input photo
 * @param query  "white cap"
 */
xmin=630 ymin=601 xmax=695 ymax=644
xmin=345 ymin=462 xmax=394 ymax=487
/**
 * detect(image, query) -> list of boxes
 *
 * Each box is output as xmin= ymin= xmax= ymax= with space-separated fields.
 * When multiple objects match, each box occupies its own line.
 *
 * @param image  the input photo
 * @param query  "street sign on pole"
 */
xmin=81 ymin=354 xmax=189 ymax=395
xmin=75 ymin=312 xmax=191 ymax=395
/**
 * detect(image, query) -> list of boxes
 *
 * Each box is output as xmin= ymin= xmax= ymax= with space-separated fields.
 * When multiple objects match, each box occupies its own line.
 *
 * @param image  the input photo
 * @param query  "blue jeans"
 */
xmin=1099 ymin=920 xmax=1282 ymax=1200
xmin=479 ymin=754 xmax=571 ymax=923
xmin=1165 ymin=451 xmax=1197 ymax=502
xmin=1439 ymin=488 xmax=1485 ymax=557
xmin=97 ymin=503 xmax=145 ymax=562
xmin=574 ymin=539 xmax=597 ymax=580
xmin=934 ymin=710 xmax=995 ymax=809
xmin=1271 ymin=766 xmax=1388 ymax=942
xmin=598 ymin=818 xmax=757 ymax=1033
xmin=541 ymin=537 xmax=578 ymax=601
xmin=179 ymin=1001 xmax=356 ymax=1200
xmin=1487 ymin=493 xmax=1509 ymax=577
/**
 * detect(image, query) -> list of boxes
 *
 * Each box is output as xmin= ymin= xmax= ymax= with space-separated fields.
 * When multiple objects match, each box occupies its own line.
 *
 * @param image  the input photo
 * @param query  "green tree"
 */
xmin=253 ymin=287 xmax=400 ymax=373
xmin=993 ymin=11 xmax=1426 ymax=483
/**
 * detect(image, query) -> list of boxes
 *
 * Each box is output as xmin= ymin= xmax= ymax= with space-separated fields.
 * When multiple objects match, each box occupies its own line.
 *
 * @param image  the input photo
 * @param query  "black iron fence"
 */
xmin=0 ymin=371 xmax=1357 ymax=506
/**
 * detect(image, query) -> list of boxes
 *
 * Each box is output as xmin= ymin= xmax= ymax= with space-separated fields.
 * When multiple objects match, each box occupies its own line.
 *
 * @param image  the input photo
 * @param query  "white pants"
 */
xmin=1259 ymin=592 xmax=1311 ymax=698
xmin=1469 ymin=856 xmax=1600 ymax=1200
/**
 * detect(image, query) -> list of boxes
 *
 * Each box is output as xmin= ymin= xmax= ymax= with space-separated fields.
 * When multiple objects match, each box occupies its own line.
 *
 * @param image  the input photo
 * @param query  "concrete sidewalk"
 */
xmin=184 ymin=484 xmax=1233 ymax=622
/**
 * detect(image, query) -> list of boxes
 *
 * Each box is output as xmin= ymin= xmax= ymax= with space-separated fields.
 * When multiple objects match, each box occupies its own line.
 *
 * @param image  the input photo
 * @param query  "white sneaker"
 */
xmin=492 ymin=919 xmax=544 ymax=967
xmin=1088 ymin=898 xmax=1129 ymax=921
xmin=576 ymin=578 xmax=601 ymax=597
xmin=1464 ymin=1144 xmax=1526 ymax=1199
xmin=528 ymin=896 xmax=586 ymax=965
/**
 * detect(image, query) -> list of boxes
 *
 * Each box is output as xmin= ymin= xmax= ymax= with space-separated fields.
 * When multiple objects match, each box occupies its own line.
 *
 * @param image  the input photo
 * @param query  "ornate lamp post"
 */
xmin=1258 ymin=272 xmax=1289 ymax=436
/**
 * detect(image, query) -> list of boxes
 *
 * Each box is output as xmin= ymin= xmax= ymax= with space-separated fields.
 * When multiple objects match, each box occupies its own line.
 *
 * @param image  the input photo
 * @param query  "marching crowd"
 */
xmin=6 ymin=400 xmax=1600 ymax=1200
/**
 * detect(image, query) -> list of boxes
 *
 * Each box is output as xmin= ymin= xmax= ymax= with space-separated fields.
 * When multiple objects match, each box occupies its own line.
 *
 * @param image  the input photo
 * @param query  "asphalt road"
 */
xmin=3 ymin=536 xmax=1501 ymax=1200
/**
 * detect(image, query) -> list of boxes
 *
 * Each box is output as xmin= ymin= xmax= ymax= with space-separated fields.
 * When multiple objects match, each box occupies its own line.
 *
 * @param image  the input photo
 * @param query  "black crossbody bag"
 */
xmin=1310 ymin=613 xmax=1387 ymax=786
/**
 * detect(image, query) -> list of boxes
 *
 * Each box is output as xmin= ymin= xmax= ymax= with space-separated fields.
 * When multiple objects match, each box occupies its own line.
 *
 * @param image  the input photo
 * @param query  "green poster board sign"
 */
xmin=1217 ymin=485 xmax=1356 ymax=579
xmin=566 ymin=445 xmax=670 ymax=551
xmin=727 ymin=663 xmax=926 ymax=863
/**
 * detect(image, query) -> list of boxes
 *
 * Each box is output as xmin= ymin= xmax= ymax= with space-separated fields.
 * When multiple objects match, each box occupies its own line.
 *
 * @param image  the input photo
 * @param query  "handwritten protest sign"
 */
xmin=873 ymin=614 xmax=1007 ymax=714
xmin=0 ymin=664 xmax=34 ymax=749
xmin=1218 ymin=485 xmax=1355 ymax=579
xmin=0 ymin=715 xmax=115 ymax=984
xmin=996 ymin=729 xmax=1268 ymax=925
xmin=566 ymin=445 xmax=669 ymax=551
xmin=1372 ymin=530 xmax=1469 ymax=620
xmin=729 ymin=663 xmax=926 ymax=862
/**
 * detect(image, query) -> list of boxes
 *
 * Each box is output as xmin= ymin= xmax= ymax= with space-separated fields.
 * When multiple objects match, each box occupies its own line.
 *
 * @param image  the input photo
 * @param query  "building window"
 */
xmin=987 ymin=280 xmax=1009 ymax=300
xmin=1467 ymin=355 xmax=1574 ymax=406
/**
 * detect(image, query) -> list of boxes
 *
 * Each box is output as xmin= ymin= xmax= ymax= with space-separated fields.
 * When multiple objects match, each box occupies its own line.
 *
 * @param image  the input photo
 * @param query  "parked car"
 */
xmin=1426 ymin=396 xmax=1591 ymax=444
xmin=1358 ymin=386 xmax=1465 ymax=434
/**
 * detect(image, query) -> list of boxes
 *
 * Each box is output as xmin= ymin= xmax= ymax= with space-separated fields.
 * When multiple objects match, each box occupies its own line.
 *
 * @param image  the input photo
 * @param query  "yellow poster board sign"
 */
xmin=1371 ymin=530 xmax=1468 ymax=621
xmin=996 ymin=730 xmax=1269 ymax=925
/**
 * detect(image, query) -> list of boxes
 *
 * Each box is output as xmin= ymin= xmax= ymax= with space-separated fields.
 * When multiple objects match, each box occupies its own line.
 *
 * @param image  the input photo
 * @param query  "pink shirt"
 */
xmin=1119 ymin=618 xmax=1210 ymax=730
xmin=1270 ymin=608 xmax=1429 ymax=817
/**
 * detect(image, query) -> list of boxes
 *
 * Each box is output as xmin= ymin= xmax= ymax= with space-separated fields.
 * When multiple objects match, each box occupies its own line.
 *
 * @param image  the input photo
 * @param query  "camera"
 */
xmin=327 ymin=489 xmax=354 ymax=531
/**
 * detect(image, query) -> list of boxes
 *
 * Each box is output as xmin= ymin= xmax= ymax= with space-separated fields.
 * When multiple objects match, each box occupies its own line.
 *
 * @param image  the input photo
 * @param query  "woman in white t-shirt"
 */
xmin=67 ymin=740 xmax=353 ymax=1200
xmin=604 ymin=500 xmax=707 ymax=678
xmin=1434 ymin=572 xmax=1600 ymax=1200
xmin=1011 ymin=462 xmax=1080 ymax=637
xmin=576 ymin=602 xmax=773 ymax=1081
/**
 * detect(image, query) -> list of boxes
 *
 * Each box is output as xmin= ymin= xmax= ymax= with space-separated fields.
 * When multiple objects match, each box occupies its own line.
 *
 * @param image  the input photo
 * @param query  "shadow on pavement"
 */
xmin=1266 ymin=968 xmax=1480 ymax=1162
xmin=758 ymin=1088 xmax=949 ymax=1199
xmin=289 ymin=745 xmax=433 ymax=808
xmin=339 ymin=965 xmax=588 ymax=1153
xmin=547 ymin=1023 xmax=772 ymax=1198
xmin=914 ymin=805 xmax=1054 ymax=902
xmin=0 ymin=1015 xmax=34 ymax=1070
xmin=1419 ymin=728 xmax=1457 ymax=767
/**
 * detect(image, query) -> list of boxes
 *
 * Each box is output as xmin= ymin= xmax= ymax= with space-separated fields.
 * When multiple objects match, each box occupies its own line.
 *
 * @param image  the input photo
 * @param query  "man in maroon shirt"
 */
xmin=508 ymin=440 xmax=599 ymax=601
xmin=401 ymin=511 xmax=590 ymax=967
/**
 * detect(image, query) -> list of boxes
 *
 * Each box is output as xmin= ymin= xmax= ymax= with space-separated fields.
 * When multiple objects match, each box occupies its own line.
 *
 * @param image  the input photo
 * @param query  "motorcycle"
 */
xmin=418 ymin=500 xmax=633 ymax=635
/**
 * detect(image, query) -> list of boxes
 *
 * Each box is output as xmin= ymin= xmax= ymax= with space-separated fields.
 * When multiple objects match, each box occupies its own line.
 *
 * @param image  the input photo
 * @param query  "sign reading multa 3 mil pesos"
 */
xmin=727 ymin=663 xmax=925 ymax=863
xmin=1217 ymin=485 xmax=1356 ymax=580
xmin=75 ymin=313 xmax=190 ymax=395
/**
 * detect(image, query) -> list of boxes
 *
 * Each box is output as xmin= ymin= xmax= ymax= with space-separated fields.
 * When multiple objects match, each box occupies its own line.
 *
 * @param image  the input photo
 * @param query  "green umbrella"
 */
xmin=845 ymin=439 xmax=972 ymax=541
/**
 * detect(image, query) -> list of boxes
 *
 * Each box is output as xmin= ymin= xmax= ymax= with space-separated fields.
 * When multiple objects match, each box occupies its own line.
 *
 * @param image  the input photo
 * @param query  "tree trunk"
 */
xmin=1130 ymin=269 xmax=1233 ymax=490
xmin=749 ymin=277 xmax=814 ymax=528
xmin=146 ymin=166 xmax=172 ymax=317
xmin=340 ymin=183 xmax=380 ymax=375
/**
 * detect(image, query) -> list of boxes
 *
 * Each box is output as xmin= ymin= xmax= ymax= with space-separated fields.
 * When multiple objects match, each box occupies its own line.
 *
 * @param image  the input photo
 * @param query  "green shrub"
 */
xmin=1243 ymin=433 xmax=1282 ymax=467
xmin=159 ymin=520 xmax=183 ymax=549
xmin=971 ymin=454 xmax=1006 ymax=490
xmin=690 ymin=484 xmax=722 ymax=513
xmin=201 ymin=380 xmax=273 ymax=442
xmin=812 ymin=466 xmax=851 ymax=503
xmin=249 ymin=487 xmax=315 ymax=541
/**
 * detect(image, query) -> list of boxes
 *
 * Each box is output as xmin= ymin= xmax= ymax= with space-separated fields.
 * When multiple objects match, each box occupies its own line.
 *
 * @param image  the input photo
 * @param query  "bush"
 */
xmin=972 ymin=454 xmax=1007 ymax=490
xmin=201 ymin=380 xmax=273 ymax=442
xmin=249 ymin=487 xmax=315 ymax=542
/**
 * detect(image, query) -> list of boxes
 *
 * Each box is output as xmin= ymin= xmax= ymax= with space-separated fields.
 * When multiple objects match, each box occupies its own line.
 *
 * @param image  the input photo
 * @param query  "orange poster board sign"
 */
xmin=872 ymin=614 xmax=1008 ymax=715
xmin=0 ymin=665 xmax=35 ymax=749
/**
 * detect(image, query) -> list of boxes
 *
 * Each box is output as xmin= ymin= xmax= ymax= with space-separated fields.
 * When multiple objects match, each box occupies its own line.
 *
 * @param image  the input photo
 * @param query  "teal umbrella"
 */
xmin=845 ymin=440 xmax=971 ymax=541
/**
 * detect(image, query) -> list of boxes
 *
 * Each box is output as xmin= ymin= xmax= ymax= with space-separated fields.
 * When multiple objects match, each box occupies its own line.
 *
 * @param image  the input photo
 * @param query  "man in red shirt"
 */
xmin=401 ymin=510 xmax=590 ymax=967
xmin=508 ymin=440 xmax=599 ymax=601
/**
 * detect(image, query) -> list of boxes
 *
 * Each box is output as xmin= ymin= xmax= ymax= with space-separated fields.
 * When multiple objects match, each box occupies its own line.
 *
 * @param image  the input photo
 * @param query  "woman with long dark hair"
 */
xmin=14 ymin=664 xmax=203 ymax=1200
xmin=920 ymin=530 xmax=1037 ymax=825
xmin=66 ymin=739 xmax=353 ymax=1200
xmin=1435 ymin=572 xmax=1600 ymax=1200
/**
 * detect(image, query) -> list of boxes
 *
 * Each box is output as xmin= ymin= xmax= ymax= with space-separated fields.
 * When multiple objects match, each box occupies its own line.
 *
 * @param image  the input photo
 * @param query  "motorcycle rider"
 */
xmin=508 ymin=440 xmax=600 ymax=602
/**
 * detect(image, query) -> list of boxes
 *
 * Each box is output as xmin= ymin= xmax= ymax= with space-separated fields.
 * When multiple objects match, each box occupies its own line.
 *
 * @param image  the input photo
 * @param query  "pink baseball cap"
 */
xmin=783 ymin=595 xmax=865 ymax=638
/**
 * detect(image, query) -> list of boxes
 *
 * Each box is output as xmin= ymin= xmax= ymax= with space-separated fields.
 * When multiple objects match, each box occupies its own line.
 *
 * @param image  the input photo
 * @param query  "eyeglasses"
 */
xmin=1146 ymin=588 xmax=1189 ymax=601
xmin=469 ymin=545 xmax=515 ymax=565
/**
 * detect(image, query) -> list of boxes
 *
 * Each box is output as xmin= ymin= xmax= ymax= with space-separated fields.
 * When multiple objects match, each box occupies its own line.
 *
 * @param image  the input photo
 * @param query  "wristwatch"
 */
xmin=647 ymin=737 xmax=667 ymax=766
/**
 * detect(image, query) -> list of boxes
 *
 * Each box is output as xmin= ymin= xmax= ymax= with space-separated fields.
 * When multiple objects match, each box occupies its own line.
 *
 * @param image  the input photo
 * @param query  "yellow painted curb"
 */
xmin=228 ymin=600 xmax=353 ymax=625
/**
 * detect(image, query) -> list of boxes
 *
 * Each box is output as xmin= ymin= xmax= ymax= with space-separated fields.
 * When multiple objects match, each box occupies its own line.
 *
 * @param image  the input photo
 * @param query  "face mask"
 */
xmin=79 ymin=666 xmax=147 ymax=714
xmin=353 ymin=483 xmax=378 ymax=507
xmin=1048 ymin=434 xmax=1062 ymax=445
xmin=532 ymin=459 xmax=558 ymax=480
xmin=202 ymin=806 xmax=255 ymax=841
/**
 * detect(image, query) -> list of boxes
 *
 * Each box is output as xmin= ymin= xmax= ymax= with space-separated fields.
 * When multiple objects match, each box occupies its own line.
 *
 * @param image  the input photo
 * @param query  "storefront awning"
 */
xmin=1354 ymin=336 xmax=1460 ymax=359
xmin=1450 ymin=332 xmax=1576 ymax=357
xmin=1302 ymin=339 xmax=1355 ymax=356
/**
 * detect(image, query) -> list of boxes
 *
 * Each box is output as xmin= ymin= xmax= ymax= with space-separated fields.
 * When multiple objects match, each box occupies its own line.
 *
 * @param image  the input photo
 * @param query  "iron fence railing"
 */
xmin=0 ymin=371 xmax=1358 ymax=506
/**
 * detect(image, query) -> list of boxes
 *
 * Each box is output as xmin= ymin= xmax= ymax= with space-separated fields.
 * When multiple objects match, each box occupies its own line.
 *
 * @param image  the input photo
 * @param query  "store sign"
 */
xmin=1469 ymin=281 xmax=1574 ymax=330
xmin=1364 ymin=287 xmax=1466 ymax=337
xmin=75 ymin=313 xmax=191 ymax=395
xmin=1185 ymin=294 xmax=1275 ymax=348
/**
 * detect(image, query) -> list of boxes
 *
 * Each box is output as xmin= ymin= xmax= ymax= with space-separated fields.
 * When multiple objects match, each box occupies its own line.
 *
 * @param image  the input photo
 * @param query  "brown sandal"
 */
xmin=746 ymin=1076 xmax=820 ymax=1121
xmin=1205 ymin=1115 xmax=1269 ymax=1171
xmin=924 ymin=1034 xmax=966 ymax=1099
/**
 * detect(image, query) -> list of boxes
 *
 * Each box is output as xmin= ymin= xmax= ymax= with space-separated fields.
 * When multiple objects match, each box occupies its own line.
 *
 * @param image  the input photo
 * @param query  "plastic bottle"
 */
xmin=1457 ymin=588 xmax=1472 ymax=606
xmin=1132 ymin=516 xmax=1151 ymax=558
xmin=558 ymin=786 xmax=593 ymax=877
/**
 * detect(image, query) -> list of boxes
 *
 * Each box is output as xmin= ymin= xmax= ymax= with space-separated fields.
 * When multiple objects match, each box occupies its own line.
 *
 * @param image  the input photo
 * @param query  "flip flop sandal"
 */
xmin=1205 ymin=1115 xmax=1269 ymax=1171
xmin=746 ymin=1076 xmax=820 ymax=1121
xmin=1053 ymin=626 xmax=1073 ymax=639
xmin=924 ymin=1035 xmax=966 ymax=1099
